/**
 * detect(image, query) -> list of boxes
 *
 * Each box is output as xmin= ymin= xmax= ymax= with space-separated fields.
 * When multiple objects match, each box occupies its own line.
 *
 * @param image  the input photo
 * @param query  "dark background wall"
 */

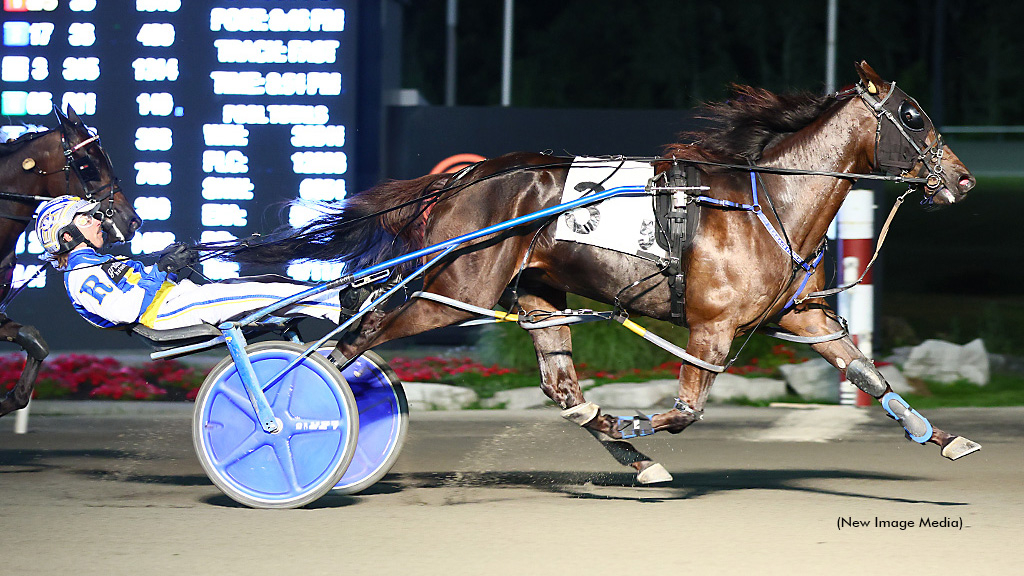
xmin=6 ymin=0 xmax=1022 ymax=353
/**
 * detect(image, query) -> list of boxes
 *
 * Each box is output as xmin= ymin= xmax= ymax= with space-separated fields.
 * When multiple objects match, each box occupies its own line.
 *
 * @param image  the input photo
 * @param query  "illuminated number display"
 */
xmin=2 ymin=1 xmax=358 ymax=286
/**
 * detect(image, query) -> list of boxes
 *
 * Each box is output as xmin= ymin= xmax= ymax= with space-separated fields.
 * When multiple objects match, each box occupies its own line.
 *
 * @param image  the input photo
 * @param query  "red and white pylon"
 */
xmin=836 ymin=189 xmax=875 ymax=406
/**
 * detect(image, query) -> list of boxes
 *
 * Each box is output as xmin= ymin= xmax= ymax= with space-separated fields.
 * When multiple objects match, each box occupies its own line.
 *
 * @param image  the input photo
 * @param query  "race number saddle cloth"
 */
xmin=554 ymin=156 xmax=702 ymax=324
xmin=554 ymin=157 xmax=667 ymax=260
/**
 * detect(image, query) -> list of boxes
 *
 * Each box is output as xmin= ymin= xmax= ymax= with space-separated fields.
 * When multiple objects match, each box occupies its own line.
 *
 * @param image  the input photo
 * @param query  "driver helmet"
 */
xmin=34 ymin=195 xmax=100 ymax=258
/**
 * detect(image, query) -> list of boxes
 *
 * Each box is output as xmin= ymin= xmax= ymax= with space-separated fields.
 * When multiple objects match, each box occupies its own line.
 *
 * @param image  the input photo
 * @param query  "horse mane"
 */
xmin=664 ymin=85 xmax=838 ymax=164
xmin=0 ymin=128 xmax=52 ymax=158
xmin=224 ymin=173 xmax=449 ymax=272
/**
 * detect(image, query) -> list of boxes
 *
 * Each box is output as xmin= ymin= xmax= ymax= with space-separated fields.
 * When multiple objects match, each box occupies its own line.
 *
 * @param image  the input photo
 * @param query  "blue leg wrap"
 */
xmin=614 ymin=412 xmax=658 ymax=439
xmin=881 ymin=392 xmax=933 ymax=444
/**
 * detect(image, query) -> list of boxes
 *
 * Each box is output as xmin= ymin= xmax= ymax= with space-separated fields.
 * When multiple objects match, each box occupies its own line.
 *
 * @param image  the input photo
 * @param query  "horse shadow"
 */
xmin=0 ymin=448 xmax=127 ymax=474
xmin=381 ymin=468 xmax=970 ymax=507
xmin=5 ymin=448 xmax=967 ymax=509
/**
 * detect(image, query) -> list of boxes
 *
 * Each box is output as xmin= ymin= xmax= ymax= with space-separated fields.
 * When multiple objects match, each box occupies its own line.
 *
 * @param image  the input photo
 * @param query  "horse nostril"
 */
xmin=958 ymin=174 xmax=974 ymax=191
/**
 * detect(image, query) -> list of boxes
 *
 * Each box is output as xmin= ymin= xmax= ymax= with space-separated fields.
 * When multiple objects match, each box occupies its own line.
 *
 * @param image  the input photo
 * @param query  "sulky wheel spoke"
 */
xmin=271 ymin=436 xmax=301 ymax=493
xmin=217 ymin=383 xmax=265 ymax=426
xmin=210 ymin=429 xmax=263 ymax=468
xmin=358 ymin=396 xmax=391 ymax=416
xmin=270 ymin=361 xmax=301 ymax=420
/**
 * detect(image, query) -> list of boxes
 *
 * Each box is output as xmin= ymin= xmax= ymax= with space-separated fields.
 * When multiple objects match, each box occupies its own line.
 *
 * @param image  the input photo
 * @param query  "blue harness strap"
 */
xmin=749 ymin=172 xmax=817 ymax=272
xmin=697 ymin=172 xmax=824 ymax=310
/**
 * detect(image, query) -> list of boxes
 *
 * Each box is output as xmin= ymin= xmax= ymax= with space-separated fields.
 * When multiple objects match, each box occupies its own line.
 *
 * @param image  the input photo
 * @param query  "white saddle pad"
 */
xmin=553 ymin=157 xmax=665 ymax=260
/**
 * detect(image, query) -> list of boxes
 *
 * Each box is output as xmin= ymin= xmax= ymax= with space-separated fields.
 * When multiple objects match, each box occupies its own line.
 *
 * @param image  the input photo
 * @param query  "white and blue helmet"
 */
xmin=34 ymin=195 xmax=99 ymax=256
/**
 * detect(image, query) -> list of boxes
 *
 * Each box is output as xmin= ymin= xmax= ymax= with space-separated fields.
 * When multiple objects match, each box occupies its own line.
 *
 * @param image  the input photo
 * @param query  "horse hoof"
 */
xmin=941 ymin=436 xmax=982 ymax=460
xmin=636 ymin=462 xmax=672 ymax=484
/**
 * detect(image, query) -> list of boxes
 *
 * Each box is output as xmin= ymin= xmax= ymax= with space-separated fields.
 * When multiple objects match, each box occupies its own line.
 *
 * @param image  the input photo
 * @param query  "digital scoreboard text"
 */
xmin=2 ymin=0 xmax=358 ymax=292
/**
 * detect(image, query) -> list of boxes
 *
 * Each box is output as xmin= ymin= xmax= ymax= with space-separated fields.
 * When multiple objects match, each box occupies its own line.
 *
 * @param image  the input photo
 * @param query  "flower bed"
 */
xmin=0 ymin=353 xmax=518 ymax=402
xmin=388 ymin=356 xmax=514 ymax=382
xmin=1 ymin=354 xmax=205 ymax=401
xmin=1 ymin=345 xmax=804 ymax=402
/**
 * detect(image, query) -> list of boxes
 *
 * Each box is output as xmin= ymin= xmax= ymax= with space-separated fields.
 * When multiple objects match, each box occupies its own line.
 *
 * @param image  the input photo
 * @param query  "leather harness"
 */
xmin=651 ymin=161 xmax=702 ymax=325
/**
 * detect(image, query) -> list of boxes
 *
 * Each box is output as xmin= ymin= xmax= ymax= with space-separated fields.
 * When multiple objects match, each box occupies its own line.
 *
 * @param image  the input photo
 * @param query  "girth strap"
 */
xmin=653 ymin=162 xmax=701 ymax=325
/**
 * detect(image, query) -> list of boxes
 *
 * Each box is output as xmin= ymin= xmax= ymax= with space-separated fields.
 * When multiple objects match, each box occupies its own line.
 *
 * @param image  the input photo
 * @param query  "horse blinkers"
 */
xmin=897 ymin=100 xmax=925 ymax=131
xmin=69 ymin=152 xmax=101 ymax=185
xmin=61 ymin=129 xmax=142 ymax=241
xmin=863 ymin=82 xmax=947 ymax=198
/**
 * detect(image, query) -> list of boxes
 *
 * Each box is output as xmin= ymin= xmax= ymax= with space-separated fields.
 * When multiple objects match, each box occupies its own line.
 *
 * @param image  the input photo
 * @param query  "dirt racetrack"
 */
xmin=2 ymin=405 xmax=1022 ymax=575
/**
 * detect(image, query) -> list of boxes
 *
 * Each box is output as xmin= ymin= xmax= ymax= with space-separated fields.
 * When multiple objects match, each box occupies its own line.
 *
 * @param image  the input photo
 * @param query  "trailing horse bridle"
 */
xmin=0 ymin=130 xmax=122 ymax=221
xmin=41 ymin=131 xmax=128 ymax=238
xmin=0 ymin=128 xmax=127 ymax=310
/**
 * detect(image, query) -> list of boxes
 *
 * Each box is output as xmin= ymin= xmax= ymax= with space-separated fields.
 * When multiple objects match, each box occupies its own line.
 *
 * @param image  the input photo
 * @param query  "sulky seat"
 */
xmin=125 ymin=318 xmax=303 ymax=359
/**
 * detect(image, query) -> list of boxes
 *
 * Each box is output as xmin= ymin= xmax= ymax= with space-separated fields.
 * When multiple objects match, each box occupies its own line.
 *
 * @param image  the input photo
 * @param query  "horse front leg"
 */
xmin=778 ymin=305 xmax=981 ymax=460
xmin=651 ymin=321 xmax=735 ymax=434
xmin=517 ymin=292 xmax=671 ymax=485
xmin=0 ymin=319 xmax=49 ymax=417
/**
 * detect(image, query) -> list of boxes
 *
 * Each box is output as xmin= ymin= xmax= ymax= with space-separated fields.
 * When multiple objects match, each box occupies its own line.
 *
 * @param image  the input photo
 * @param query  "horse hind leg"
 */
xmin=517 ymin=292 xmax=672 ymax=485
xmin=0 ymin=319 xmax=49 ymax=417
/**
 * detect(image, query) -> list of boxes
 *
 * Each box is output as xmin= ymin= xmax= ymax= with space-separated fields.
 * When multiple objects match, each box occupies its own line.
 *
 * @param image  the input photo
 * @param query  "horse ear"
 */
xmin=65 ymin=104 xmax=83 ymax=126
xmin=53 ymin=104 xmax=69 ymax=127
xmin=854 ymin=60 xmax=887 ymax=96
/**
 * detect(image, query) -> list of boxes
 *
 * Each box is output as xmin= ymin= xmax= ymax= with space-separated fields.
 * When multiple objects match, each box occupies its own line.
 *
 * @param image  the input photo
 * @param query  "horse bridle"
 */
xmin=853 ymin=81 xmax=947 ymax=202
xmin=0 ymin=128 xmax=126 ymax=306
xmin=21 ymin=129 xmax=130 ymax=241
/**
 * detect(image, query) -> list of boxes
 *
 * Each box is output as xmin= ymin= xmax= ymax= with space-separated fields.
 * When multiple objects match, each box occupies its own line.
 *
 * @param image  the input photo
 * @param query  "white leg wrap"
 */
xmin=561 ymin=401 xmax=600 ymax=426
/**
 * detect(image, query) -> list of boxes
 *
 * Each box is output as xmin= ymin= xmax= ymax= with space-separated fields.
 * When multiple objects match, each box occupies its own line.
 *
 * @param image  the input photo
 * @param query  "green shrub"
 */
xmin=478 ymin=295 xmax=691 ymax=371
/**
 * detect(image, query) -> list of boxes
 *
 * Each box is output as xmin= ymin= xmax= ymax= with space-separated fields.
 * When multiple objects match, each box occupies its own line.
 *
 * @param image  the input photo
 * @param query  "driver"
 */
xmin=34 ymin=195 xmax=342 ymax=331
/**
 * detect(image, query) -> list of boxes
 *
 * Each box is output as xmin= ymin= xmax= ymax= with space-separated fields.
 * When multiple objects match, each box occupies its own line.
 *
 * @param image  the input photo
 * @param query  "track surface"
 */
xmin=3 ymin=405 xmax=1022 ymax=575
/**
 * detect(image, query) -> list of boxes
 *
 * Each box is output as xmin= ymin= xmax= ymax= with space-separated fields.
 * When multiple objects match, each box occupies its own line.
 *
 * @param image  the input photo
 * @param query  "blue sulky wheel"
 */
xmin=317 ymin=346 xmax=409 ymax=495
xmin=192 ymin=341 xmax=358 ymax=509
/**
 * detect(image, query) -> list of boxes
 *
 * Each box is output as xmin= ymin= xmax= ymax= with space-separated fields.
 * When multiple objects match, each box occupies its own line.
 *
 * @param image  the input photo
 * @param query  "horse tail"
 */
xmin=221 ymin=173 xmax=450 ymax=272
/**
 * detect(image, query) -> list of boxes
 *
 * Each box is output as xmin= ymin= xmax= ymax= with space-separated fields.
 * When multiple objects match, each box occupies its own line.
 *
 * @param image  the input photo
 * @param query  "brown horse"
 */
xmin=226 ymin=62 xmax=980 ymax=482
xmin=0 ymin=106 xmax=141 ymax=417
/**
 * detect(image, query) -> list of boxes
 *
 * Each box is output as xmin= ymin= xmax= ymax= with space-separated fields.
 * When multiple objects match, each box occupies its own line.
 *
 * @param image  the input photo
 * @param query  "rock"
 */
xmin=481 ymin=387 xmax=549 ymax=410
xmin=989 ymin=353 xmax=1024 ymax=376
xmin=902 ymin=338 xmax=990 ymax=385
xmin=707 ymin=373 xmax=787 ymax=402
xmin=585 ymin=379 xmax=678 ymax=409
xmin=778 ymin=358 xmax=837 ymax=401
xmin=884 ymin=346 xmax=914 ymax=366
xmin=959 ymin=339 xmax=990 ymax=385
xmin=776 ymin=358 xmax=913 ymax=400
xmin=877 ymin=364 xmax=913 ymax=395
xmin=402 ymin=382 xmax=478 ymax=410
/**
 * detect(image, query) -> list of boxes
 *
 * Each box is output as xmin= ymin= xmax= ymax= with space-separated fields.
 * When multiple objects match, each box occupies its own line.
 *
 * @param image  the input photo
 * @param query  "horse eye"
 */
xmin=898 ymin=100 xmax=925 ymax=131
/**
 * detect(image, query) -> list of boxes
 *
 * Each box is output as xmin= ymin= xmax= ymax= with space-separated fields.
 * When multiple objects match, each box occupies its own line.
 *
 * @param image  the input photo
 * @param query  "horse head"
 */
xmin=53 ymin=105 xmax=142 ymax=244
xmin=854 ymin=61 xmax=975 ymax=206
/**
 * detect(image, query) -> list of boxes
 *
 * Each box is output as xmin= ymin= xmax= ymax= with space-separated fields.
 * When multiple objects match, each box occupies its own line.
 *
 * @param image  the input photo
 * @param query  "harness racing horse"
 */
xmin=226 ymin=61 xmax=980 ymax=483
xmin=0 ymin=106 xmax=141 ymax=417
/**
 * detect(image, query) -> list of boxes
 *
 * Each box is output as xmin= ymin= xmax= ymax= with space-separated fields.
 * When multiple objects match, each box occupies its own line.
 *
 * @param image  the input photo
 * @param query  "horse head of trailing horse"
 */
xmin=853 ymin=60 xmax=975 ymax=206
xmin=52 ymin=105 xmax=142 ymax=243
